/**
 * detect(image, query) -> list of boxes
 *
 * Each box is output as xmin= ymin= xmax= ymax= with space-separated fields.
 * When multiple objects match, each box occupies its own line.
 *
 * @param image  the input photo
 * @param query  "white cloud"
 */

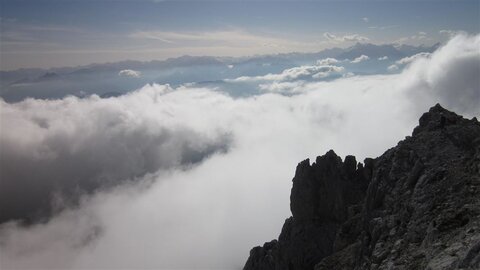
xmin=118 ymin=69 xmax=141 ymax=78
xmin=323 ymin=32 xmax=369 ymax=43
xmin=401 ymin=33 xmax=480 ymax=116
xmin=387 ymin=64 xmax=399 ymax=71
xmin=227 ymin=64 xmax=345 ymax=82
xmin=350 ymin=54 xmax=370 ymax=63
xmin=0 ymin=33 xmax=479 ymax=270
xmin=312 ymin=68 xmax=344 ymax=79
xmin=1 ymin=78 xmax=421 ymax=270
xmin=1 ymin=79 xmax=420 ymax=269
xmin=378 ymin=56 xmax=388 ymax=60
xmin=317 ymin=57 xmax=339 ymax=65
xmin=258 ymin=81 xmax=307 ymax=93
xmin=362 ymin=17 xmax=369 ymax=23
xmin=396 ymin=52 xmax=431 ymax=65
xmin=0 ymin=83 xmax=231 ymax=223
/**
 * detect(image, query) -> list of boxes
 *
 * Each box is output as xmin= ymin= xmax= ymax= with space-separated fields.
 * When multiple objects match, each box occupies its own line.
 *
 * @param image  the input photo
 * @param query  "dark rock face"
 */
xmin=244 ymin=104 xmax=480 ymax=270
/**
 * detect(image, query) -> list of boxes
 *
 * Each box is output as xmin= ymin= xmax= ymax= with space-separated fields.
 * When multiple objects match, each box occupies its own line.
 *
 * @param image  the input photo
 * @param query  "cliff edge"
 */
xmin=244 ymin=104 xmax=480 ymax=270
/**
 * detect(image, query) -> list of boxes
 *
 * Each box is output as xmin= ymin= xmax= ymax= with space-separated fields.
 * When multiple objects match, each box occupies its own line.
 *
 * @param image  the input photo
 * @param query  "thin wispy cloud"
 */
xmin=439 ymin=29 xmax=468 ymax=37
xmin=129 ymin=29 xmax=310 ymax=49
xmin=323 ymin=32 xmax=369 ymax=43
xmin=394 ymin=32 xmax=432 ymax=45
xmin=368 ymin=25 xmax=398 ymax=30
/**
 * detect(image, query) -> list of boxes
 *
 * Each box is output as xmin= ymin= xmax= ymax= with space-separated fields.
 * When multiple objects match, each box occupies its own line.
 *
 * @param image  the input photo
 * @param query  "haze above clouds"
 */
xmin=1 ymin=34 xmax=479 ymax=270
xmin=1 ymin=0 xmax=478 ymax=69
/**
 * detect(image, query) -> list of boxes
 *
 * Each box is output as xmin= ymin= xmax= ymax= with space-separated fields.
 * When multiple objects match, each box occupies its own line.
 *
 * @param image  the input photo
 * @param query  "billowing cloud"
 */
xmin=0 ymin=84 xmax=231 ymax=223
xmin=317 ymin=57 xmax=339 ymax=65
xmin=227 ymin=64 xmax=345 ymax=82
xmin=118 ymin=69 xmax=141 ymax=78
xmin=378 ymin=56 xmax=388 ymax=60
xmin=396 ymin=52 xmax=431 ymax=65
xmin=350 ymin=54 xmax=370 ymax=63
xmin=323 ymin=32 xmax=369 ymax=43
xmin=401 ymin=33 xmax=480 ymax=116
xmin=0 ymin=34 xmax=478 ymax=270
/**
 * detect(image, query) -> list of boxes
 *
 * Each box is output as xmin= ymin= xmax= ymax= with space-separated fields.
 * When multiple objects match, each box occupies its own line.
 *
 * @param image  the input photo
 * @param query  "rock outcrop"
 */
xmin=244 ymin=104 xmax=480 ymax=270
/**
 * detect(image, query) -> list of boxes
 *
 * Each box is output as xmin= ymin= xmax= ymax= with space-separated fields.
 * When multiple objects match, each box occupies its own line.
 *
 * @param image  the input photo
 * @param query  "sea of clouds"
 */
xmin=0 ymin=34 xmax=479 ymax=269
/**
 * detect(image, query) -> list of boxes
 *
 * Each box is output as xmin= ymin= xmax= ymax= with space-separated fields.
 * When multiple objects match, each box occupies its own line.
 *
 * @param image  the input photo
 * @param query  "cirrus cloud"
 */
xmin=323 ymin=32 xmax=369 ymax=43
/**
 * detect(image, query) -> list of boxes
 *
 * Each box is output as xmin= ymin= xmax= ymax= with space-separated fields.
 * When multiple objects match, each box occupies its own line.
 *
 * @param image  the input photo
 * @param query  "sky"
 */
xmin=1 ymin=0 xmax=479 ymax=70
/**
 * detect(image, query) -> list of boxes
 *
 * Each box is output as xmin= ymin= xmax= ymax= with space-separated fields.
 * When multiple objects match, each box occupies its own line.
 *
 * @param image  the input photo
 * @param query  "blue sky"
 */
xmin=1 ymin=0 xmax=479 ymax=70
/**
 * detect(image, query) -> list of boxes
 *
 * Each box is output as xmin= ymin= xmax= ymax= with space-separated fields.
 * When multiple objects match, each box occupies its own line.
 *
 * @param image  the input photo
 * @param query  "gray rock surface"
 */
xmin=244 ymin=104 xmax=480 ymax=270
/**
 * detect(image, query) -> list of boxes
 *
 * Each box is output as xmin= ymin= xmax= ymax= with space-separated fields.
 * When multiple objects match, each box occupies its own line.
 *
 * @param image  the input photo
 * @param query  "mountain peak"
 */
xmin=413 ymin=103 xmax=474 ymax=136
xmin=244 ymin=104 xmax=480 ymax=270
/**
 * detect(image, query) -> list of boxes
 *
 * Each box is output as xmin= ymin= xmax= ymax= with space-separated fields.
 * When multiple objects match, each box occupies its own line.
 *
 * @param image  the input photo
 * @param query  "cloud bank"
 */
xmin=227 ymin=63 xmax=345 ymax=83
xmin=0 ymin=34 xmax=479 ymax=270
xmin=0 ymin=85 xmax=231 ymax=223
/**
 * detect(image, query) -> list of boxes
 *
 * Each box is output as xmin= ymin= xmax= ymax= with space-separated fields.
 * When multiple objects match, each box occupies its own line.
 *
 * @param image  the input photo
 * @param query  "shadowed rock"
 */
xmin=244 ymin=104 xmax=480 ymax=270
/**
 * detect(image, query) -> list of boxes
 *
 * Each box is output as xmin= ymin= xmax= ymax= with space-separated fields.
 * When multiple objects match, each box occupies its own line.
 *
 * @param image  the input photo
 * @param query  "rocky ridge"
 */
xmin=244 ymin=104 xmax=480 ymax=270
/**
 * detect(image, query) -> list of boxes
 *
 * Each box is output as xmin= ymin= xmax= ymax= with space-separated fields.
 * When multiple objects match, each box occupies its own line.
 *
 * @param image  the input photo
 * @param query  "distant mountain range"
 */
xmin=0 ymin=42 xmax=440 ymax=102
xmin=0 ymin=42 xmax=439 ymax=84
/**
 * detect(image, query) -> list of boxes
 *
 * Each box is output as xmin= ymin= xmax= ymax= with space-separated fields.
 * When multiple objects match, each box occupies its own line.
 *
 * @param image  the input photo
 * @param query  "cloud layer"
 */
xmin=227 ymin=61 xmax=346 ymax=83
xmin=0 ymin=34 xmax=479 ymax=270
xmin=0 ymin=85 xmax=231 ymax=223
